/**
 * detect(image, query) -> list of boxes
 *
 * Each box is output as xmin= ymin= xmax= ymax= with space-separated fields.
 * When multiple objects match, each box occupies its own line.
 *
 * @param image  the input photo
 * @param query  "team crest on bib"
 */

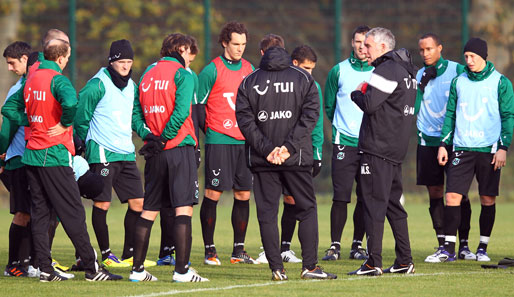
xmin=100 ymin=168 xmax=110 ymax=176
xmin=337 ymin=152 xmax=345 ymax=160
xmin=211 ymin=178 xmax=220 ymax=187
xmin=452 ymin=158 xmax=460 ymax=166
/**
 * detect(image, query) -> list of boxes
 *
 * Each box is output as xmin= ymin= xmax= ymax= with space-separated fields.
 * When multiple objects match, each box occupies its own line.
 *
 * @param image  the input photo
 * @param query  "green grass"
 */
xmin=1 ymin=201 xmax=514 ymax=296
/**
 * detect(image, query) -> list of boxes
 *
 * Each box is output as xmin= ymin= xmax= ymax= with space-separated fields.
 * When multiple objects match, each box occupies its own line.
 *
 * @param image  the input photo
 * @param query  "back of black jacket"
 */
xmin=351 ymin=49 xmax=418 ymax=164
xmin=236 ymin=47 xmax=320 ymax=171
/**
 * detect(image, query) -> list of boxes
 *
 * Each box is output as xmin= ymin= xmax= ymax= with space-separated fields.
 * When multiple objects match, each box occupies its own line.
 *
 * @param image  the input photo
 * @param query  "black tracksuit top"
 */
xmin=235 ymin=47 xmax=320 ymax=171
xmin=351 ymin=49 xmax=418 ymax=164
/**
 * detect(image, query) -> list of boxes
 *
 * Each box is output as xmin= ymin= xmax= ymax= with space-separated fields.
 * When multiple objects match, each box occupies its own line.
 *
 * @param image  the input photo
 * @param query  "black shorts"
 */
xmin=331 ymin=144 xmax=361 ymax=202
xmin=143 ymin=146 xmax=199 ymax=211
xmin=416 ymin=145 xmax=446 ymax=186
xmin=89 ymin=161 xmax=144 ymax=203
xmin=204 ymin=144 xmax=252 ymax=192
xmin=446 ymin=150 xmax=501 ymax=197
xmin=7 ymin=167 xmax=31 ymax=214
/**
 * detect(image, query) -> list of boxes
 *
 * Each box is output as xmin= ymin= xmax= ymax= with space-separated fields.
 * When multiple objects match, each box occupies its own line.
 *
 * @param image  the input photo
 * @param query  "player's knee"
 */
xmin=175 ymin=206 xmax=193 ymax=217
xmin=128 ymin=198 xmax=144 ymax=212
xmin=13 ymin=212 xmax=30 ymax=226
xmin=141 ymin=210 xmax=159 ymax=221
xmin=445 ymin=192 xmax=462 ymax=206
xmin=283 ymin=195 xmax=295 ymax=205
xmin=205 ymin=189 xmax=222 ymax=201
xmin=427 ymin=185 xmax=444 ymax=198
xmin=480 ymin=195 xmax=496 ymax=206
xmin=94 ymin=201 xmax=111 ymax=211
xmin=234 ymin=190 xmax=250 ymax=201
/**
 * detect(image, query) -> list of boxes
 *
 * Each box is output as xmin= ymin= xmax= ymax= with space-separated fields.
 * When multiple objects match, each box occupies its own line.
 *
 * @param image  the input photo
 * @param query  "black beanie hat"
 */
xmin=108 ymin=39 xmax=134 ymax=62
xmin=463 ymin=38 xmax=487 ymax=61
xmin=77 ymin=170 xmax=105 ymax=199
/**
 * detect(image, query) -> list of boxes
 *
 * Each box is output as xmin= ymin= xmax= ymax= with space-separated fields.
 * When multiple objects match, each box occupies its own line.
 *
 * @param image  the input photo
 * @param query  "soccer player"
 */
xmin=348 ymin=27 xmax=416 ymax=276
xmin=323 ymin=25 xmax=372 ymax=261
xmin=75 ymin=39 xmax=149 ymax=268
xmin=236 ymin=36 xmax=336 ymax=281
xmin=196 ymin=21 xmax=258 ymax=265
xmin=255 ymin=44 xmax=323 ymax=264
xmin=129 ymin=33 xmax=208 ymax=282
xmin=437 ymin=38 xmax=514 ymax=262
xmin=1 ymin=38 xmax=121 ymax=282
xmin=0 ymin=41 xmax=33 ymax=277
xmin=415 ymin=33 xmax=475 ymax=262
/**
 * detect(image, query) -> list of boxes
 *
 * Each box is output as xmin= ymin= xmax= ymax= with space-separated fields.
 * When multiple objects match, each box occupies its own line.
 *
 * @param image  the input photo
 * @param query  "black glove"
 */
xmin=418 ymin=66 xmax=437 ymax=92
xmin=195 ymin=147 xmax=201 ymax=169
xmin=73 ymin=134 xmax=85 ymax=156
xmin=139 ymin=133 xmax=166 ymax=160
xmin=312 ymin=160 xmax=322 ymax=177
xmin=144 ymin=133 xmax=160 ymax=142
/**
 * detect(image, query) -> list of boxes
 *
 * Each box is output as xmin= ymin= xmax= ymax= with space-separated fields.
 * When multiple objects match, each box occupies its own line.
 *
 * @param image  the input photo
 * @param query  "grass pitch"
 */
xmin=1 ymin=201 xmax=514 ymax=296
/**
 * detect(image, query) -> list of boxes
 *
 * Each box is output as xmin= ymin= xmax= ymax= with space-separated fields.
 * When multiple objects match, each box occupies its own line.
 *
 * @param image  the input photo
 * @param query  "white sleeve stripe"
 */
xmin=368 ymin=73 xmax=398 ymax=94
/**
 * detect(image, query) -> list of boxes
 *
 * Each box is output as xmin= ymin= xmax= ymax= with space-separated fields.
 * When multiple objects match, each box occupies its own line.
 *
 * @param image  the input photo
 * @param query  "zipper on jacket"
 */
xmin=298 ymin=149 xmax=302 ymax=166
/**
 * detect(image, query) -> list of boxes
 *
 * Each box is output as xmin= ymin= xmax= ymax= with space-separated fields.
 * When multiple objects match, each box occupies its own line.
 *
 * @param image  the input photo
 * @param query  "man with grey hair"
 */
xmin=348 ymin=27 xmax=417 ymax=276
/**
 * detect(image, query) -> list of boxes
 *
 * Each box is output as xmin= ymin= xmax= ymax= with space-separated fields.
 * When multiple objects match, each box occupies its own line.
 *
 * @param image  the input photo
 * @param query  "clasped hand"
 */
xmin=266 ymin=146 xmax=290 ymax=165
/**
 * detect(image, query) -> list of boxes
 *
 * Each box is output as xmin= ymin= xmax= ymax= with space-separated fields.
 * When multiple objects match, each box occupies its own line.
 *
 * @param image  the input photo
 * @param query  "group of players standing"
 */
xmin=1 ymin=20 xmax=512 ymax=283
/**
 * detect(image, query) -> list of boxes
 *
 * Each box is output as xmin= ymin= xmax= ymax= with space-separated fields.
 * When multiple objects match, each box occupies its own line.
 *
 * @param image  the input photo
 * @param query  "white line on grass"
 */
xmin=126 ymin=271 xmax=495 ymax=297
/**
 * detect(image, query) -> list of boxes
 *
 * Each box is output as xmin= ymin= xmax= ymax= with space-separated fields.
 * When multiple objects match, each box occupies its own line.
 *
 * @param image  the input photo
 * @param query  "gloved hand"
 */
xmin=74 ymin=134 xmax=85 ymax=156
xmin=139 ymin=133 xmax=166 ymax=160
xmin=418 ymin=66 xmax=437 ymax=92
xmin=312 ymin=160 xmax=322 ymax=177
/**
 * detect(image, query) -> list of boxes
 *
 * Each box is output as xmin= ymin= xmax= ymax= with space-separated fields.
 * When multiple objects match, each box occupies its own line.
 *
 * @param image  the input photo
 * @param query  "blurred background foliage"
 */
xmin=1 ymin=0 xmax=514 ymax=203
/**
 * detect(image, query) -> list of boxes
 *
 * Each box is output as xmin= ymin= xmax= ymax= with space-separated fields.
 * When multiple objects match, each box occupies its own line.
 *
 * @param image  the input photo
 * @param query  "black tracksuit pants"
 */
xmin=26 ymin=166 xmax=97 ymax=274
xmin=253 ymin=170 xmax=318 ymax=271
xmin=358 ymin=154 xmax=412 ymax=268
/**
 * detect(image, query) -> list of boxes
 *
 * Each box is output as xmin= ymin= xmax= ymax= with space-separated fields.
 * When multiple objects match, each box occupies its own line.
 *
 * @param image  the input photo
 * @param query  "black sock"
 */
xmin=280 ymin=203 xmax=297 ymax=252
xmin=8 ymin=223 xmax=23 ymax=266
xmin=200 ymin=197 xmax=218 ymax=249
xmin=330 ymin=201 xmax=347 ymax=250
xmin=232 ymin=199 xmax=249 ymax=254
xmin=174 ymin=215 xmax=192 ymax=274
xmin=429 ymin=197 xmax=445 ymax=246
xmin=352 ymin=200 xmax=365 ymax=249
xmin=92 ymin=206 xmax=110 ymax=260
xmin=458 ymin=197 xmax=471 ymax=247
xmin=132 ymin=217 xmax=154 ymax=272
xmin=18 ymin=224 xmax=31 ymax=268
xmin=122 ymin=207 xmax=141 ymax=260
xmin=159 ymin=208 xmax=175 ymax=259
xmin=443 ymin=205 xmax=461 ymax=254
xmin=478 ymin=204 xmax=496 ymax=251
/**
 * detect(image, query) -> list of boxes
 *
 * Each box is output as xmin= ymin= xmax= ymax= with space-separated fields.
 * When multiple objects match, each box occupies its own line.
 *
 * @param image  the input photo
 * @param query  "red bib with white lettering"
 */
xmin=23 ymin=68 xmax=75 ymax=154
xmin=205 ymin=57 xmax=253 ymax=140
xmin=139 ymin=59 xmax=197 ymax=150
xmin=23 ymin=61 xmax=41 ymax=141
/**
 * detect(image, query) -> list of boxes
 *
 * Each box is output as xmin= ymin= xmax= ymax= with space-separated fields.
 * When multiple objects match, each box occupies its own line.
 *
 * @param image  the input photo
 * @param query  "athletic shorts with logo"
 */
xmin=205 ymin=144 xmax=252 ymax=191
xmin=143 ymin=146 xmax=199 ymax=211
xmin=89 ymin=161 xmax=144 ymax=203
xmin=446 ymin=150 xmax=501 ymax=197
xmin=331 ymin=144 xmax=361 ymax=202
xmin=4 ymin=167 xmax=31 ymax=214
xmin=416 ymin=144 xmax=453 ymax=186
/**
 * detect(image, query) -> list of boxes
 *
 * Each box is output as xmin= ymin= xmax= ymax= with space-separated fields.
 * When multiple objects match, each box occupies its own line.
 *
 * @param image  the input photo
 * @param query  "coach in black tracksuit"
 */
xmin=349 ymin=28 xmax=417 ymax=275
xmin=236 ymin=46 xmax=336 ymax=280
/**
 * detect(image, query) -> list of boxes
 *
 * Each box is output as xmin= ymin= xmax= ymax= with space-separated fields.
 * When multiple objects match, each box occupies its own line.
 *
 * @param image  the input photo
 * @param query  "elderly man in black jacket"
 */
xmin=349 ymin=27 xmax=417 ymax=276
xmin=236 ymin=40 xmax=336 ymax=281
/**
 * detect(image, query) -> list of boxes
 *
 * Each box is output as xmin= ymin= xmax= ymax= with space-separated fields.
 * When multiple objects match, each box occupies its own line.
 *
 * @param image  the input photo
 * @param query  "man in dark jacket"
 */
xmin=348 ymin=27 xmax=417 ymax=276
xmin=236 ymin=40 xmax=336 ymax=281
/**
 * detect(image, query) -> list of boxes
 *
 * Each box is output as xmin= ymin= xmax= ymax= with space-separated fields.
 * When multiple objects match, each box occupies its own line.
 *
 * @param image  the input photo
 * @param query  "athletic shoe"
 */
xmin=425 ymin=247 xmax=447 ymax=263
xmin=383 ymin=262 xmax=415 ymax=274
xmin=476 ymin=248 xmax=491 ymax=262
xmin=301 ymin=266 xmax=337 ymax=280
xmin=349 ymin=246 xmax=369 ymax=260
xmin=129 ymin=270 xmax=158 ymax=282
xmin=157 ymin=255 xmax=174 ymax=266
xmin=54 ymin=267 xmax=75 ymax=279
xmin=121 ymin=257 xmax=157 ymax=267
xmin=427 ymin=248 xmax=456 ymax=263
xmin=4 ymin=265 xmax=28 ymax=277
xmin=51 ymin=258 xmax=69 ymax=272
xmin=204 ymin=250 xmax=221 ymax=265
xmin=458 ymin=246 xmax=477 ymax=260
xmin=27 ymin=265 xmax=40 ymax=278
xmin=348 ymin=263 xmax=383 ymax=276
xmin=102 ymin=253 xmax=130 ymax=267
xmin=86 ymin=267 xmax=123 ymax=281
xmin=172 ymin=268 xmax=209 ymax=282
xmin=70 ymin=259 xmax=84 ymax=271
xmin=321 ymin=247 xmax=340 ymax=261
xmin=256 ymin=250 xmax=268 ymax=264
xmin=281 ymin=250 xmax=302 ymax=263
xmin=40 ymin=270 xmax=68 ymax=282
xmin=230 ymin=251 xmax=259 ymax=264
xmin=271 ymin=269 xmax=288 ymax=281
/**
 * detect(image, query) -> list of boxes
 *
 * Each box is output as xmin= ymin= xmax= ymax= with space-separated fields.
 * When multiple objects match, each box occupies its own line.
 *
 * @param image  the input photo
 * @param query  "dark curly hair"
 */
xmin=218 ymin=21 xmax=248 ymax=48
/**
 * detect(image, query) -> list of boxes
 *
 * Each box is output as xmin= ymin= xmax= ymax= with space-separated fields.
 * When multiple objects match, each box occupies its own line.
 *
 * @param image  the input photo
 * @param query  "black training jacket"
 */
xmin=235 ymin=47 xmax=320 ymax=172
xmin=351 ymin=49 xmax=418 ymax=164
